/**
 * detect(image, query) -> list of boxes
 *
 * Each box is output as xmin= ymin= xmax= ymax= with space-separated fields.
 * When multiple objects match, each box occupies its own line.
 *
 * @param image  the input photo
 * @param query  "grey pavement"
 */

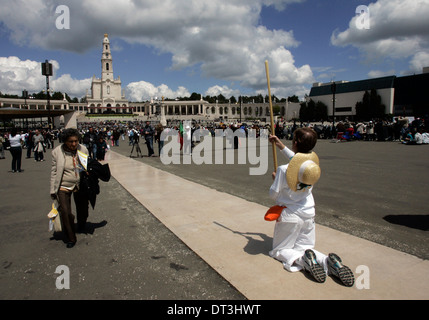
xmin=0 ymin=147 xmax=244 ymax=300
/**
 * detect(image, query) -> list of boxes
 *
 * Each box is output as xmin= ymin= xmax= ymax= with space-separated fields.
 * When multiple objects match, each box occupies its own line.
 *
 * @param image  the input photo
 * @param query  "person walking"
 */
xmin=50 ymin=128 xmax=89 ymax=248
xmin=8 ymin=128 xmax=24 ymax=172
xmin=0 ymin=133 xmax=6 ymax=159
xmin=143 ymin=121 xmax=155 ymax=157
xmin=33 ymin=129 xmax=45 ymax=161
xmin=155 ymin=123 xmax=164 ymax=156
xmin=82 ymin=127 xmax=97 ymax=159
xmin=26 ymin=130 xmax=34 ymax=159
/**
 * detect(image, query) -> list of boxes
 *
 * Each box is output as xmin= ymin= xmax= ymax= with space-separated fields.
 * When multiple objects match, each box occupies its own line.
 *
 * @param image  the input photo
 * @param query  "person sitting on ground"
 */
xmin=414 ymin=128 xmax=423 ymax=145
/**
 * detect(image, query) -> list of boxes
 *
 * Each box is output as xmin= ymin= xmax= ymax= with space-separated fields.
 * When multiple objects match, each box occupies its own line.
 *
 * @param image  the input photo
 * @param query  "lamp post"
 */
xmin=41 ymin=60 xmax=53 ymax=129
xmin=22 ymin=90 xmax=28 ymax=129
xmin=239 ymin=96 xmax=242 ymax=124
xmin=331 ymin=82 xmax=336 ymax=127
xmin=22 ymin=90 xmax=28 ymax=108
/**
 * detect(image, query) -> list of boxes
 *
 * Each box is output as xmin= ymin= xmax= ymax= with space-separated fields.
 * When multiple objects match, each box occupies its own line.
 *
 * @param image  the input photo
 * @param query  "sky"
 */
xmin=1 ymin=0 xmax=429 ymax=102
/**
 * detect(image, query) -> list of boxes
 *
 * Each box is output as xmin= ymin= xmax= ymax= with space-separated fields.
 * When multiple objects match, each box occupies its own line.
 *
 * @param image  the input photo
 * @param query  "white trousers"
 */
xmin=269 ymin=212 xmax=328 ymax=273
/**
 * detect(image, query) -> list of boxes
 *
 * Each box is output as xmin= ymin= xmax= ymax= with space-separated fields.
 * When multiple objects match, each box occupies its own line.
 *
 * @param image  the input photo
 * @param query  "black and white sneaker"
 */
xmin=327 ymin=253 xmax=354 ymax=287
xmin=302 ymin=249 xmax=326 ymax=283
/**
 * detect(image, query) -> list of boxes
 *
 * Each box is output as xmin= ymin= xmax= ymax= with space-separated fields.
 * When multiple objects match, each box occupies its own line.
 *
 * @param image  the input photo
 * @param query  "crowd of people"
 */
xmin=2 ymin=116 xmax=428 ymax=172
xmin=275 ymin=117 xmax=429 ymax=144
xmin=0 ymin=128 xmax=57 ymax=172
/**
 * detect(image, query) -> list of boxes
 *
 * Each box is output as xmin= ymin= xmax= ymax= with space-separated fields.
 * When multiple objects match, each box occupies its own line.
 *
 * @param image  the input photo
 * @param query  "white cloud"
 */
xmin=0 ymin=56 xmax=48 ymax=94
xmin=367 ymin=69 xmax=396 ymax=78
xmin=0 ymin=0 xmax=313 ymax=95
xmin=409 ymin=51 xmax=429 ymax=74
xmin=126 ymin=81 xmax=190 ymax=101
xmin=52 ymin=74 xmax=92 ymax=98
xmin=0 ymin=56 xmax=90 ymax=97
xmin=205 ymin=85 xmax=240 ymax=98
xmin=331 ymin=0 xmax=429 ymax=72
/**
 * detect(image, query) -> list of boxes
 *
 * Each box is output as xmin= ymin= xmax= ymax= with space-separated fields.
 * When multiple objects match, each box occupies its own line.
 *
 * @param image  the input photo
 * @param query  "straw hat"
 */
xmin=286 ymin=152 xmax=321 ymax=192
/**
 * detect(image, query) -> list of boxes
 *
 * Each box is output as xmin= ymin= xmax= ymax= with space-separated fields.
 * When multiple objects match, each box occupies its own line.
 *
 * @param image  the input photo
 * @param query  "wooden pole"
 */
xmin=265 ymin=60 xmax=278 ymax=171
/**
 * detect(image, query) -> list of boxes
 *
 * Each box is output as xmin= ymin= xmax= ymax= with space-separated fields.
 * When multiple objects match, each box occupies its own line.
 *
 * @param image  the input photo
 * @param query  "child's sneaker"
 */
xmin=327 ymin=253 xmax=354 ymax=287
xmin=302 ymin=249 xmax=326 ymax=283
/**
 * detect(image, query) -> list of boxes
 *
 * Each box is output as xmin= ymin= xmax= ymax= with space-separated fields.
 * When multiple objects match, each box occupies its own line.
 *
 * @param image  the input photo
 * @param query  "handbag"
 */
xmin=2 ymin=139 xmax=10 ymax=150
xmin=47 ymin=200 xmax=62 ymax=232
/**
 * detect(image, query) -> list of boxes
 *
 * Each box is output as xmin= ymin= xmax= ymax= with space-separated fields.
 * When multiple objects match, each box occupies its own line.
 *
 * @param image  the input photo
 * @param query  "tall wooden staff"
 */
xmin=265 ymin=60 xmax=278 ymax=171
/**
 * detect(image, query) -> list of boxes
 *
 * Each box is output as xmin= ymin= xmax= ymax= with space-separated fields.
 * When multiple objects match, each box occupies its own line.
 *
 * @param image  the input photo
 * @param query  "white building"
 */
xmin=309 ymin=76 xmax=396 ymax=120
xmin=86 ymin=34 xmax=130 ymax=114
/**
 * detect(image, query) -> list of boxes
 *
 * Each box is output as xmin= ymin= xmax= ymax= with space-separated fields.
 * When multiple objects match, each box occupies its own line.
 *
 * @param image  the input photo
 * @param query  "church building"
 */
xmin=86 ymin=34 xmax=131 ymax=114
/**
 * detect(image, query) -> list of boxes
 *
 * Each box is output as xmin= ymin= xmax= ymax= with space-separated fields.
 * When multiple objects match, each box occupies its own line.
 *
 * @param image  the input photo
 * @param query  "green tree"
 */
xmin=287 ymin=95 xmax=300 ymax=103
xmin=189 ymin=92 xmax=201 ymax=101
xmin=315 ymin=101 xmax=328 ymax=121
xmin=356 ymin=89 xmax=386 ymax=120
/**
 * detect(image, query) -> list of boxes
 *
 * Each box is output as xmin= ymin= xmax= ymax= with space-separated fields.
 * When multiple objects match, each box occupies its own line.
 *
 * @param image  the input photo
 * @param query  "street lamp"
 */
xmin=41 ymin=60 xmax=53 ymax=129
xmin=22 ymin=90 xmax=28 ymax=108
xmin=239 ymin=96 xmax=242 ymax=123
xmin=331 ymin=82 xmax=336 ymax=127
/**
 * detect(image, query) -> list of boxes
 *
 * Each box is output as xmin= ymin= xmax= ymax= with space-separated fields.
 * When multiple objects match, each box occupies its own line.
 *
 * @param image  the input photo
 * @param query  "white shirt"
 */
xmin=422 ymin=132 xmax=429 ymax=144
xmin=415 ymin=132 xmax=423 ymax=145
xmin=8 ymin=134 xmax=24 ymax=148
xmin=269 ymin=146 xmax=316 ymax=218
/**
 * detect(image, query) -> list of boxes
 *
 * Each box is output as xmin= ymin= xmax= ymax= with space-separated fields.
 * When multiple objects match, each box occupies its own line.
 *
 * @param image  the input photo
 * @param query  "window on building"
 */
xmin=335 ymin=107 xmax=352 ymax=112
xmin=106 ymin=63 xmax=109 ymax=71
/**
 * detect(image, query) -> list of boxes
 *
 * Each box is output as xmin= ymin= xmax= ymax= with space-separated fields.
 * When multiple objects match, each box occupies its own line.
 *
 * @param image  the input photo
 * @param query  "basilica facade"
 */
xmin=86 ymin=34 xmax=131 ymax=114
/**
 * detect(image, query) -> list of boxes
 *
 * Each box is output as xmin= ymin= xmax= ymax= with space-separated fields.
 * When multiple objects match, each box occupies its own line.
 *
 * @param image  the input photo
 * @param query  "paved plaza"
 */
xmin=0 ymin=136 xmax=428 ymax=300
xmin=117 ymin=137 xmax=429 ymax=260
xmin=0 ymin=148 xmax=244 ymax=300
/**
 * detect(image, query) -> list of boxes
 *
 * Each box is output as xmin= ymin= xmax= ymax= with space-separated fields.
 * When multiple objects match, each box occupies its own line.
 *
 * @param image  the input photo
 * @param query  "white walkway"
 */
xmin=106 ymin=150 xmax=429 ymax=300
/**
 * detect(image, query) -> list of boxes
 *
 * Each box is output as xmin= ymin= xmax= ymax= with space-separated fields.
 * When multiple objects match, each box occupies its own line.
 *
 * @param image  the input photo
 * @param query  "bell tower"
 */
xmin=87 ymin=33 xmax=129 ymax=114
xmin=101 ymin=33 xmax=113 ymax=81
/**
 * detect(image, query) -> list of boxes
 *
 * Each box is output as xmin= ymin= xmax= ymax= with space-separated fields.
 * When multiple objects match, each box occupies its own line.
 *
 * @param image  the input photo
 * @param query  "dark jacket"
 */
xmin=80 ymin=158 xmax=110 ymax=209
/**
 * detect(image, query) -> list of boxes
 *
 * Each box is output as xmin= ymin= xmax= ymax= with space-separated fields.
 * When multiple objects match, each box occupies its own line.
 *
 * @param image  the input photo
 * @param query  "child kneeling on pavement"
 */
xmin=268 ymin=128 xmax=354 ymax=286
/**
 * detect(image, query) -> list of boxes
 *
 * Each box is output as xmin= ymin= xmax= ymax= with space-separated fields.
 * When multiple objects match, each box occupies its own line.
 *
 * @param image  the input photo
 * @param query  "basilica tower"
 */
xmin=86 ymin=34 xmax=129 ymax=114
xmin=101 ymin=34 xmax=114 ymax=82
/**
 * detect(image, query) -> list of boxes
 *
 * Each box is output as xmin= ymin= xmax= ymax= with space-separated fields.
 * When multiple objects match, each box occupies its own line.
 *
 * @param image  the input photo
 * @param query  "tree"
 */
xmin=356 ymin=89 xmax=386 ymax=120
xmin=216 ymin=94 xmax=227 ymax=103
xmin=315 ymin=101 xmax=328 ymax=121
xmin=189 ymin=92 xmax=201 ymax=101
xmin=287 ymin=95 xmax=300 ymax=103
xmin=299 ymin=99 xmax=327 ymax=121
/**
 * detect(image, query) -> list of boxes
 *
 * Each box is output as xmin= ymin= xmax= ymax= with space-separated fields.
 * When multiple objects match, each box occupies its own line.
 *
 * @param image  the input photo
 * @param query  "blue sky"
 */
xmin=0 ymin=0 xmax=428 ymax=101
